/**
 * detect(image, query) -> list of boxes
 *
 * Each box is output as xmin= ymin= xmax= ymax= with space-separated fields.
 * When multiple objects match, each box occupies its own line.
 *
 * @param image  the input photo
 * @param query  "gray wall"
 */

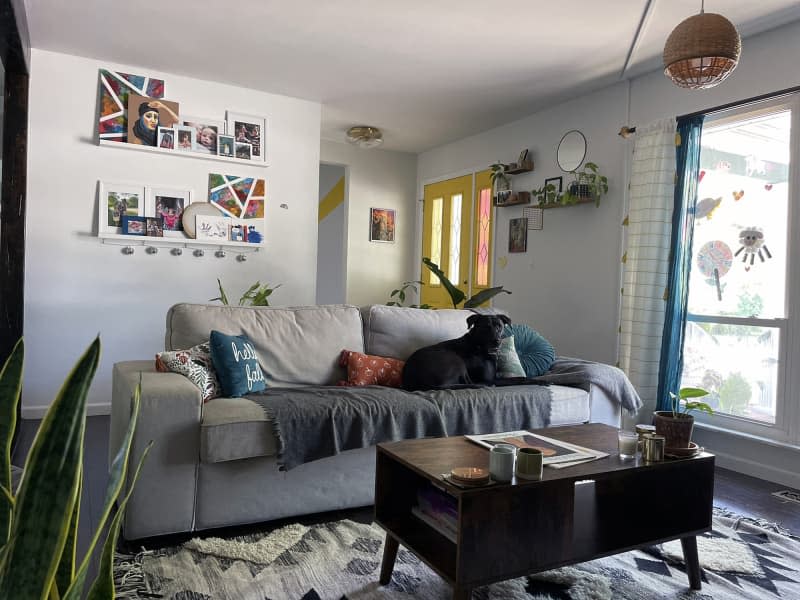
xmin=317 ymin=163 xmax=346 ymax=304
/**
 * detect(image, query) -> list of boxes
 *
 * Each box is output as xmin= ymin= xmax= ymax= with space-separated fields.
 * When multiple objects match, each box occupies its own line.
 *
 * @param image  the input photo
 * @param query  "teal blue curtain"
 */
xmin=656 ymin=115 xmax=704 ymax=412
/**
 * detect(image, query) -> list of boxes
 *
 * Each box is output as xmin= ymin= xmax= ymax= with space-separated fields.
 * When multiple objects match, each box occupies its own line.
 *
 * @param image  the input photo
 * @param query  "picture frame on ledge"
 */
xmin=121 ymin=215 xmax=146 ymax=236
xmin=509 ymin=218 xmax=528 ymax=253
xmin=218 ymin=134 xmax=235 ymax=157
xmin=147 ymin=186 xmax=194 ymax=238
xmin=98 ymin=180 xmax=146 ymax=235
xmin=182 ymin=116 xmax=225 ymax=156
xmin=226 ymin=111 xmax=267 ymax=162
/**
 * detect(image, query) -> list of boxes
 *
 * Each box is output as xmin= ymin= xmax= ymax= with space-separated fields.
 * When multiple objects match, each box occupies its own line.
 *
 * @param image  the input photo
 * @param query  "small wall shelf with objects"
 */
xmin=491 ymin=149 xmax=534 ymax=207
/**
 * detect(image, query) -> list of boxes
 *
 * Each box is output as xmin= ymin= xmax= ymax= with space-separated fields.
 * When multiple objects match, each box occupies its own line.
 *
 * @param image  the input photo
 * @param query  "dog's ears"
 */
xmin=466 ymin=314 xmax=480 ymax=328
xmin=498 ymin=314 xmax=511 ymax=326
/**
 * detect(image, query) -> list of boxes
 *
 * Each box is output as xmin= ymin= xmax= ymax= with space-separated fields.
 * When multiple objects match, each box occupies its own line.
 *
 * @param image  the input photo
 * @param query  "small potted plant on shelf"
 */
xmin=532 ymin=182 xmax=560 ymax=207
xmin=490 ymin=162 xmax=511 ymax=195
xmin=561 ymin=161 xmax=609 ymax=207
xmin=653 ymin=387 xmax=713 ymax=449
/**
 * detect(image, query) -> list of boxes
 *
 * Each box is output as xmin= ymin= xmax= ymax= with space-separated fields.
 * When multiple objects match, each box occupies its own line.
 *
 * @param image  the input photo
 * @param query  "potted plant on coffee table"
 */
xmin=654 ymin=387 xmax=713 ymax=450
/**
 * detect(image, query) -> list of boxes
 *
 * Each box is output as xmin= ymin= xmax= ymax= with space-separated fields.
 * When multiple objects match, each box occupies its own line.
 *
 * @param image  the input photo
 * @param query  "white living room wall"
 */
xmin=23 ymin=49 xmax=321 ymax=416
xmin=417 ymin=84 xmax=629 ymax=365
xmin=320 ymin=140 xmax=417 ymax=306
xmin=417 ymin=19 xmax=800 ymax=487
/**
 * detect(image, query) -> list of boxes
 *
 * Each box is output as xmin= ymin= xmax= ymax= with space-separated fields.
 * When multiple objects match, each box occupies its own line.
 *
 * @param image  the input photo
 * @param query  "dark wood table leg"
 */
xmin=379 ymin=534 xmax=399 ymax=585
xmin=453 ymin=585 xmax=472 ymax=600
xmin=681 ymin=536 xmax=702 ymax=590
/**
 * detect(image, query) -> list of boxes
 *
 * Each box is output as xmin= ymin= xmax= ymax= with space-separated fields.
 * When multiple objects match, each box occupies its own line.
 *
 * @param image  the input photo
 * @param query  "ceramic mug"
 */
xmin=515 ymin=447 xmax=543 ymax=481
xmin=489 ymin=445 xmax=515 ymax=483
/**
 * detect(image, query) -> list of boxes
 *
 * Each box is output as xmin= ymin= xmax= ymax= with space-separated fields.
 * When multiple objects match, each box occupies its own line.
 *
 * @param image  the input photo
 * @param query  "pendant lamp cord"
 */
xmin=700 ymin=0 xmax=704 ymax=14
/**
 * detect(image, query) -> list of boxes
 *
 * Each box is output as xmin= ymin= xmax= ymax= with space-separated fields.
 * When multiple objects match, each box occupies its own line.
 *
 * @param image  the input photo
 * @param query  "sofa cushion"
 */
xmin=209 ymin=330 xmax=267 ymax=397
xmin=166 ymin=304 xmax=365 ymax=386
xmin=497 ymin=336 xmax=526 ymax=378
xmin=504 ymin=323 xmax=556 ymax=377
xmin=201 ymin=397 xmax=278 ymax=463
xmin=362 ymin=305 xmax=472 ymax=360
xmin=338 ymin=350 xmax=404 ymax=387
xmin=155 ymin=341 xmax=222 ymax=402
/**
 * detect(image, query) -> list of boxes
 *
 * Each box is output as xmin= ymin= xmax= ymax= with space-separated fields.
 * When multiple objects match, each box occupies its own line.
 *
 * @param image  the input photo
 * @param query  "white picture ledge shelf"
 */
xmin=99 ymin=233 xmax=262 ymax=251
xmin=98 ymin=139 xmax=269 ymax=168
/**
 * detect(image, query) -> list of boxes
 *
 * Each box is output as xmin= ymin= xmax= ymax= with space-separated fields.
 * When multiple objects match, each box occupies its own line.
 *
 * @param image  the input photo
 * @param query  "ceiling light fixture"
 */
xmin=663 ymin=0 xmax=741 ymax=90
xmin=346 ymin=125 xmax=383 ymax=148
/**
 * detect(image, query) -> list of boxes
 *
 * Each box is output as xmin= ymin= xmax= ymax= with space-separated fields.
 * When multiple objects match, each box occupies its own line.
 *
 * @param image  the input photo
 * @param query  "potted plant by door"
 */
xmin=654 ymin=387 xmax=713 ymax=449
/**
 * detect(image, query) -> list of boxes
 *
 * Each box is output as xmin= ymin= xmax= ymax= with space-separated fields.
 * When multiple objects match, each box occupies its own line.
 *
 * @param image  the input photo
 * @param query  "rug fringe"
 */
xmin=713 ymin=505 xmax=800 ymax=540
xmin=113 ymin=547 xmax=158 ymax=599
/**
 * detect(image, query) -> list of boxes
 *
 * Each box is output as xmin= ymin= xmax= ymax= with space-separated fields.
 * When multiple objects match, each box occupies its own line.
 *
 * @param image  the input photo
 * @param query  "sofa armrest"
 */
xmin=111 ymin=360 xmax=203 ymax=539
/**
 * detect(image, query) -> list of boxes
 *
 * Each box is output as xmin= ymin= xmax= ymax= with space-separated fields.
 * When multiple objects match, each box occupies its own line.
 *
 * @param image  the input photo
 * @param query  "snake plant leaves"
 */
xmin=0 ymin=339 xmax=23 ymax=546
xmin=55 ymin=469 xmax=83 ymax=596
xmin=0 ymin=338 xmax=100 ymax=600
xmin=84 ymin=441 xmax=152 ymax=600
xmin=63 ymin=387 xmax=144 ymax=600
xmin=422 ymin=258 xmax=466 ymax=308
xmin=463 ymin=287 xmax=512 ymax=308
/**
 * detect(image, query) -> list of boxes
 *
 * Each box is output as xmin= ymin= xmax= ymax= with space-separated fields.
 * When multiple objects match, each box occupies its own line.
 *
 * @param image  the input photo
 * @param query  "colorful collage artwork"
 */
xmin=207 ymin=174 xmax=265 ymax=219
xmin=98 ymin=70 xmax=165 ymax=142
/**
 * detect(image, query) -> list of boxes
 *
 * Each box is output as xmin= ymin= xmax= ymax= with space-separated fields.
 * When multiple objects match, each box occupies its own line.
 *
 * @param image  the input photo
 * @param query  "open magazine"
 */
xmin=465 ymin=430 xmax=608 ymax=468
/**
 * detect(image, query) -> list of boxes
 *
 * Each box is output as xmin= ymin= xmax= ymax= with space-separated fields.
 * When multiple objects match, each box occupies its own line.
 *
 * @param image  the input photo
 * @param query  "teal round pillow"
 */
xmin=503 ymin=324 xmax=555 ymax=377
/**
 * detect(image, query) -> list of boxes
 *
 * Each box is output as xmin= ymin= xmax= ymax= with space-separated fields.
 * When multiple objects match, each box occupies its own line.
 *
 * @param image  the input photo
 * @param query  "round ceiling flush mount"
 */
xmin=663 ymin=1 xmax=741 ymax=90
xmin=346 ymin=125 xmax=383 ymax=148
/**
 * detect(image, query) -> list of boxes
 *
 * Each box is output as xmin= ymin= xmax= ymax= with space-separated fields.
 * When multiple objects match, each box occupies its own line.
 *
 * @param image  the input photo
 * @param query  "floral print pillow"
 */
xmin=155 ymin=342 xmax=222 ymax=402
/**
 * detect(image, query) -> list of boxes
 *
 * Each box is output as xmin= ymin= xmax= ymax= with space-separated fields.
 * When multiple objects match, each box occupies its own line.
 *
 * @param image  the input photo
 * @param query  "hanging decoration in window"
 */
xmin=696 ymin=240 xmax=732 ymax=301
xmin=734 ymin=227 xmax=772 ymax=271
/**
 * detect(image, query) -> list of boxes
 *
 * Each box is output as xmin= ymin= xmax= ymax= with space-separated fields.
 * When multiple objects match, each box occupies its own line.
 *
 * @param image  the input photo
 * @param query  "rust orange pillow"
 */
xmin=338 ymin=350 xmax=405 ymax=388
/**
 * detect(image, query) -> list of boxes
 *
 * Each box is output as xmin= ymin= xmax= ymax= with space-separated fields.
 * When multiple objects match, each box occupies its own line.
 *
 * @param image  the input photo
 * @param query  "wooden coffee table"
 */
xmin=375 ymin=423 xmax=714 ymax=600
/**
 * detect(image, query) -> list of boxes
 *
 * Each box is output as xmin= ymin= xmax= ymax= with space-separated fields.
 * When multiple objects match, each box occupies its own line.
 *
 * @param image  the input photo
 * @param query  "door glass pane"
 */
xmin=687 ymin=110 xmax=790 ymax=318
xmin=429 ymin=197 xmax=443 ymax=285
xmin=476 ymin=188 xmax=491 ymax=286
xmin=681 ymin=322 xmax=779 ymax=424
xmin=448 ymin=194 xmax=462 ymax=282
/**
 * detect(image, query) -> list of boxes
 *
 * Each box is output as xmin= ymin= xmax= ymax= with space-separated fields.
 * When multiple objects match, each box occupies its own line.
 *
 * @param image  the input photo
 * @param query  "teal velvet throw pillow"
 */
xmin=502 ymin=324 xmax=556 ymax=377
xmin=209 ymin=330 xmax=267 ymax=397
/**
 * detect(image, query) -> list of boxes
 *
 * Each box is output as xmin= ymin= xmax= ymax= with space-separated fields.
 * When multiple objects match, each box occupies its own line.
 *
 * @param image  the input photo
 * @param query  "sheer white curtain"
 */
xmin=618 ymin=118 xmax=677 ymax=420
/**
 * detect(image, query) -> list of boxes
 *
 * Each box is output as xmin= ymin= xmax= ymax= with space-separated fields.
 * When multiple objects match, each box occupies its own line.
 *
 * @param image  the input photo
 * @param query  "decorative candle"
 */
xmin=618 ymin=430 xmax=638 ymax=460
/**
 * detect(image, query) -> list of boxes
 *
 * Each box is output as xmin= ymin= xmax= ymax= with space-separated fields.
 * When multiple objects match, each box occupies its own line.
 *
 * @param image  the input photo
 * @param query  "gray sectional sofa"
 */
xmin=111 ymin=303 xmax=623 ymax=540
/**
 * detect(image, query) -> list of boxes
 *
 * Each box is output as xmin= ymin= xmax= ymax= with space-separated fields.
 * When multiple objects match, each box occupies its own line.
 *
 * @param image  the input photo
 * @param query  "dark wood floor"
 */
xmin=12 ymin=416 xmax=800 ymax=565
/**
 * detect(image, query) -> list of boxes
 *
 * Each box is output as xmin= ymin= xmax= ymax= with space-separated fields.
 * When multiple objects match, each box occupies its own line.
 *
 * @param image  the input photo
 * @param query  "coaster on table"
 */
xmin=440 ymin=473 xmax=496 ymax=489
xmin=449 ymin=467 xmax=490 ymax=485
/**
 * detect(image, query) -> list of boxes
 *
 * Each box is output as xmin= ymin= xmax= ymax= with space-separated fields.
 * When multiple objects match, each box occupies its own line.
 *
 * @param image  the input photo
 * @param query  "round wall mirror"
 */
xmin=557 ymin=130 xmax=587 ymax=172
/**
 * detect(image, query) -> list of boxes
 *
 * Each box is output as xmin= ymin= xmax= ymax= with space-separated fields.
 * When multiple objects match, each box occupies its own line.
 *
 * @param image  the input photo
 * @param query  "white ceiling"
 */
xmin=23 ymin=0 xmax=800 ymax=152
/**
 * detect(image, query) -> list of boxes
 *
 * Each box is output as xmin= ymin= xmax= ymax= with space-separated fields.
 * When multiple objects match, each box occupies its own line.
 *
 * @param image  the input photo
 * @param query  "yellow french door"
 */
xmin=421 ymin=172 xmax=494 ymax=308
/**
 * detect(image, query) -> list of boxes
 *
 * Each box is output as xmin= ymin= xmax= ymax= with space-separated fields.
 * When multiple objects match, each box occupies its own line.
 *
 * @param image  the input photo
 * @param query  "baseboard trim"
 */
xmin=22 ymin=402 xmax=111 ymax=420
xmin=711 ymin=448 xmax=800 ymax=490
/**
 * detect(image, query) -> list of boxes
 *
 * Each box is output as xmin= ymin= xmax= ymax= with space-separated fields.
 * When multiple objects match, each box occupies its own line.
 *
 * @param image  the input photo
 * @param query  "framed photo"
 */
xmin=229 ymin=220 xmax=246 ymax=242
xmin=126 ymin=94 xmax=180 ymax=146
xmin=182 ymin=116 xmax=224 ymax=155
xmin=544 ymin=176 xmax=563 ymax=193
xmin=218 ymin=134 xmax=235 ymax=157
xmin=146 ymin=217 xmax=164 ymax=237
xmin=226 ymin=111 xmax=267 ymax=162
xmin=235 ymin=142 xmax=252 ymax=160
xmin=518 ymin=149 xmax=529 ymax=165
xmin=146 ymin=186 xmax=194 ymax=238
xmin=370 ymin=208 xmax=396 ymax=243
xmin=174 ymin=125 xmax=195 ymax=152
xmin=495 ymin=189 xmax=512 ymax=206
xmin=509 ymin=218 xmax=528 ymax=253
xmin=121 ymin=215 xmax=146 ymax=236
xmin=98 ymin=180 xmax=146 ymax=235
xmin=157 ymin=127 xmax=175 ymax=150
xmin=196 ymin=215 xmax=230 ymax=241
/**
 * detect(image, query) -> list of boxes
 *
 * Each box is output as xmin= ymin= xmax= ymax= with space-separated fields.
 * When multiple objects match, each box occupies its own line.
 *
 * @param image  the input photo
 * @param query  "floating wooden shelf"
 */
xmin=504 ymin=159 xmax=534 ymax=175
xmin=98 ymin=139 xmax=269 ymax=168
xmin=494 ymin=191 xmax=531 ymax=207
xmin=537 ymin=197 xmax=595 ymax=209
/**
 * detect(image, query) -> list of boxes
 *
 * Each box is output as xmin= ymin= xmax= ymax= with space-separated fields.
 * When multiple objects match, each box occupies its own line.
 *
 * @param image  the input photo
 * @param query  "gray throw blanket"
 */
xmin=249 ymin=384 xmax=553 ymax=470
xmin=248 ymin=386 xmax=447 ymax=470
xmin=418 ymin=385 xmax=552 ymax=436
xmin=531 ymin=356 xmax=643 ymax=414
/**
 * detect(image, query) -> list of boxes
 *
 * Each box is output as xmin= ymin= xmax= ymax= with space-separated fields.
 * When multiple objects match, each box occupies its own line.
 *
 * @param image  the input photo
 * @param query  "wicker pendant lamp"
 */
xmin=663 ymin=0 xmax=741 ymax=90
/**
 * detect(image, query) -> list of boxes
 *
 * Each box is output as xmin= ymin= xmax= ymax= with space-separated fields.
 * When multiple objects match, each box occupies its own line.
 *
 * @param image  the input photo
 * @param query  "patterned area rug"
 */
xmin=114 ymin=508 xmax=800 ymax=599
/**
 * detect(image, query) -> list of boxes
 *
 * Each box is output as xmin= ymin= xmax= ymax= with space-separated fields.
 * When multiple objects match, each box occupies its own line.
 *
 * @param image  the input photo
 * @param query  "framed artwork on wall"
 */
xmin=226 ymin=111 xmax=267 ymax=162
xmin=98 ymin=180 xmax=146 ymax=235
xmin=370 ymin=208 xmax=396 ymax=243
xmin=97 ymin=69 xmax=165 ymax=143
xmin=174 ymin=125 xmax=196 ymax=152
xmin=207 ymin=173 xmax=265 ymax=220
xmin=126 ymin=94 xmax=180 ymax=146
xmin=509 ymin=218 xmax=528 ymax=253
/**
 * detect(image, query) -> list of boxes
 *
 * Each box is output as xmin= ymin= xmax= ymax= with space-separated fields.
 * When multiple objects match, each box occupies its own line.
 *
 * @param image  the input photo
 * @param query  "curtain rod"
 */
xmin=677 ymin=83 xmax=800 ymax=120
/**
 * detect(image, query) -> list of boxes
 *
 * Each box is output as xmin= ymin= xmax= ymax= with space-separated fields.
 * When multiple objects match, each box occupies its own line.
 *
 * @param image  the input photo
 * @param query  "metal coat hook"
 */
xmin=237 ymin=254 xmax=247 ymax=262
xmin=193 ymin=249 xmax=205 ymax=257
xmin=215 ymin=249 xmax=226 ymax=258
xmin=146 ymin=246 xmax=159 ymax=255
xmin=171 ymin=247 xmax=183 ymax=256
xmin=122 ymin=246 xmax=135 ymax=255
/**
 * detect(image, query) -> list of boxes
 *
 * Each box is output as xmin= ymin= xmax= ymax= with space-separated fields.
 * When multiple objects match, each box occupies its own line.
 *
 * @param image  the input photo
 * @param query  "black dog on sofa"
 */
xmin=401 ymin=313 xmax=512 ymax=391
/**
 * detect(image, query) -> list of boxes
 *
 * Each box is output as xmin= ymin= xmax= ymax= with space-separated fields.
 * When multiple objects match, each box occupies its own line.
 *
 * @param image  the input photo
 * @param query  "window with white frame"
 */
xmin=680 ymin=97 xmax=798 ymax=441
